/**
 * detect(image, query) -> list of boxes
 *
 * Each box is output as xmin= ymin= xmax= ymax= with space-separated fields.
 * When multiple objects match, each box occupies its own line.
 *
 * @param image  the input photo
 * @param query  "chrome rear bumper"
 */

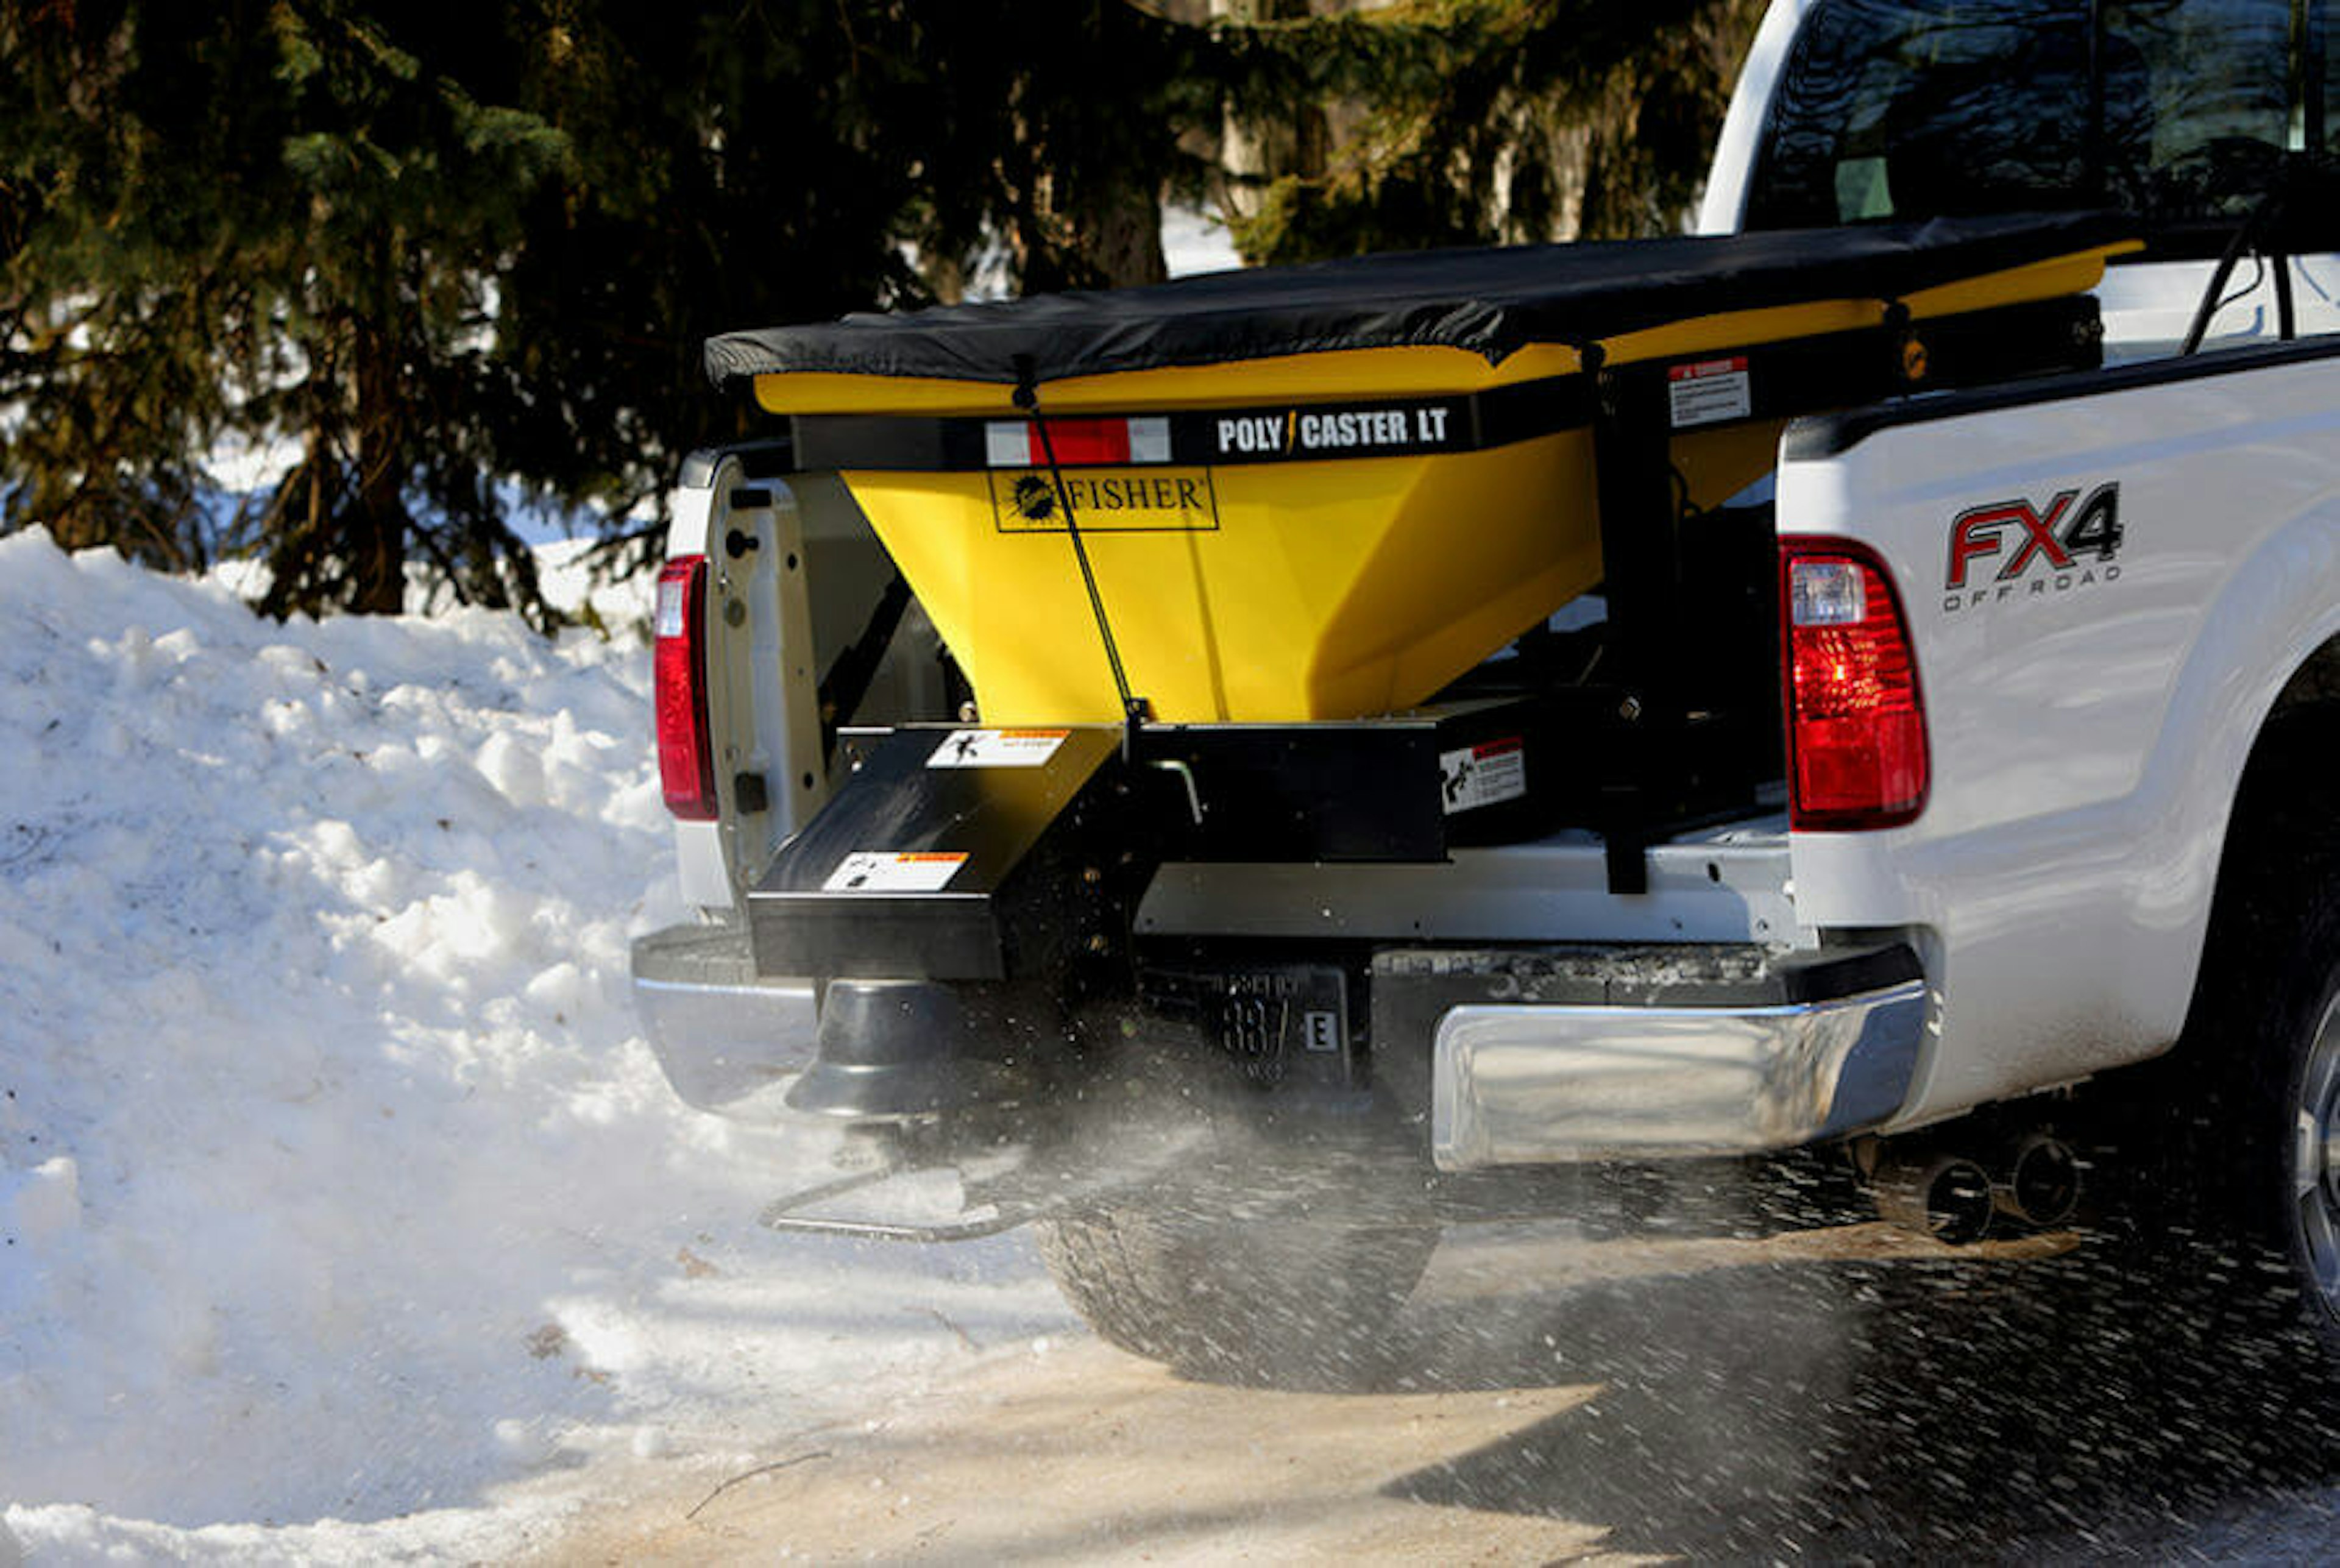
xmin=1431 ymin=977 xmax=1928 ymax=1170
xmin=631 ymin=920 xmax=817 ymax=1119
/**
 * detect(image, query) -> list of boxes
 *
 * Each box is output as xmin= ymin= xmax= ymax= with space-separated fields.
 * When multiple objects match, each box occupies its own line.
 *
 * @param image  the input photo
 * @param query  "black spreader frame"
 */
xmin=1575 ymin=296 xmax=2076 ymax=893
xmin=1587 ymin=357 xmax=1677 ymax=897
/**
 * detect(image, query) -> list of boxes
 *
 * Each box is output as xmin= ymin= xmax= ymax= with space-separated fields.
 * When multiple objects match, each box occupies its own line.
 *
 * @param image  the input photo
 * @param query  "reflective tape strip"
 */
xmin=984 ymin=422 xmax=1032 ymax=467
xmin=981 ymin=416 xmax=1172 ymax=467
xmin=1127 ymin=417 xmax=1171 ymax=463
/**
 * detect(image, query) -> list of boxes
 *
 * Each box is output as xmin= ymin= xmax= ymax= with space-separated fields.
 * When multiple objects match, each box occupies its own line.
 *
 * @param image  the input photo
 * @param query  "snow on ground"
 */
xmin=0 ymin=531 xmax=1068 ymax=1563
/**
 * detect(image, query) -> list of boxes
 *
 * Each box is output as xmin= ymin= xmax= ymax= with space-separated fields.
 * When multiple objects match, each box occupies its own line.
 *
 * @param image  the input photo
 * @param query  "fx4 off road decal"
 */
xmin=1941 ymin=481 xmax=2123 ymax=612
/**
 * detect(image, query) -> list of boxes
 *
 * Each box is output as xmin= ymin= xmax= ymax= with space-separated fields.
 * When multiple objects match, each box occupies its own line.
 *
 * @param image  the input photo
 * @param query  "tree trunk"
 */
xmin=346 ymin=314 xmax=409 ymax=614
xmin=1013 ymin=168 xmax=1169 ymax=292
xmin=1079 ymin=182 xmax=1171 ymax=288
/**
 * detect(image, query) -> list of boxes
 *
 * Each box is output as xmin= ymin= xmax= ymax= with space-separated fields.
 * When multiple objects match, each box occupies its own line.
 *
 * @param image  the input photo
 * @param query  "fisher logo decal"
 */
xmin=1009 ymin=475 xmax=1057 ymax=523
xmin=1213 ymin=401 xmax=1459 ymax=462
xmin=988 ymin=467 xmax=1220 ymax=533
xmin=1941 ymin=481 xmax=2124 ymax=612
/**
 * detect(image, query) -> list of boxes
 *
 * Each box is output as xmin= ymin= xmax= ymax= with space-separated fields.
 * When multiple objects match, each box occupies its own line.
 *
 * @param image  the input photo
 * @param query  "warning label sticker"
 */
xmin=1667 ymin=357 xmax=1753 ymax=428
xmin=1439 ymin=737 xmax=1528 ymax=815
xmin=926 ymin=728 xmax=1070 ymax=768
xmin=821 ymin=851 xmax=969 ymax=893
xmin=989 ymin=467 xmax=1219 ymax=533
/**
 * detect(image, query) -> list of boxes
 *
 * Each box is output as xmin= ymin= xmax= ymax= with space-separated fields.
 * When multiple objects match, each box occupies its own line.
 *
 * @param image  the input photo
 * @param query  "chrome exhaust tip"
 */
xmin=1875 ymin=1151 xmax=1996 ymax=1244
xmin=1996 ymin=1133 xmax=2082 ymax=1228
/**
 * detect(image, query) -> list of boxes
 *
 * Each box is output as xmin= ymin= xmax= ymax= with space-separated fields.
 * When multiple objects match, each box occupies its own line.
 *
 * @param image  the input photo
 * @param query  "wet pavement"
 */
xmin=541 ymin=1221 xmax=2340 ymax=1563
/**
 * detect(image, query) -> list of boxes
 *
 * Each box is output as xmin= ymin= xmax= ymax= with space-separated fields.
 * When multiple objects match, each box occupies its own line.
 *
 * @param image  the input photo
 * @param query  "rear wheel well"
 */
xmin=2114 ymin=636 xmax=2340 ymax=1365
xmin=2267 ymin=633 xmax=2340 ymax=724
xmin=2229 ymin=635 xmax=2340 ymax=851
xmin=2185 ymin=636 xmax=2340 ymax=1041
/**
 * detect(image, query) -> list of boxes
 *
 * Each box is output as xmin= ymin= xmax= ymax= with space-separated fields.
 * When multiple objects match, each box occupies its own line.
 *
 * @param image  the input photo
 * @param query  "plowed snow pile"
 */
xmin=0 ymin=531 xmax=1062 ymax=1563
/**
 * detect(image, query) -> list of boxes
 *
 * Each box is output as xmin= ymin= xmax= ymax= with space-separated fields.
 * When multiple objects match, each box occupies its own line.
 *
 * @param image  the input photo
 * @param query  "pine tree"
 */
xmin=2 ymin=1 xmax=1765 ymax=621
xmin=2 ymin=2 xmax=1236 ymax=616
xmin=4 ymin=1 xmax=571 ymax=614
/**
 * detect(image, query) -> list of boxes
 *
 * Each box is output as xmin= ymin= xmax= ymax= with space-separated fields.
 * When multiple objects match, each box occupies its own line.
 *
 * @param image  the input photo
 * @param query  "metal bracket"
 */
xmin=756 ymin=1149 xmax=1161 ymax=1244
xmin=1588 ymin=363 xmax=1686 ymax=896
xmin=1148 ymin=757 xmax=1205 ymax=825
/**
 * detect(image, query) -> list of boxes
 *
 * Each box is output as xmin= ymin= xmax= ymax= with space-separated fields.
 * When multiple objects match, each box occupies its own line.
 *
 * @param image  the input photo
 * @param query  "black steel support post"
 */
xmin=1588 ymin=362 xmax=1687 ymax=896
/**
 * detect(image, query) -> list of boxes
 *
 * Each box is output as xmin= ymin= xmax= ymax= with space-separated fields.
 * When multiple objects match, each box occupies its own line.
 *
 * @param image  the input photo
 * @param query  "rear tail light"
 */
xmin=654 ymin=555 xmax=718 ymax=821
xmin=1781 ymin=537 xmax=1929 ymax=830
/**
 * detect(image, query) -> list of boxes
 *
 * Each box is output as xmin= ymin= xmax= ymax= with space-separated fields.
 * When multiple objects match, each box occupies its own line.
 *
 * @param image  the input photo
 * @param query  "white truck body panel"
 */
xmin=1691 ymin=0 xmax=2340 ymax=1126
xmin=1781 ymin=349 xmax=2340 ymax=1121
xmin=665 ymin=457 xmax=950 ymax=912
xmin=666 ymin=461 xmax=829 ymax=912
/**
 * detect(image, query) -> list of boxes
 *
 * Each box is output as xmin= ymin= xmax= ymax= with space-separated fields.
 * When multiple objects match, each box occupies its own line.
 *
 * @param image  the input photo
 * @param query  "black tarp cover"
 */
xmin=704 ymin=213 xmax=2130 ymax=389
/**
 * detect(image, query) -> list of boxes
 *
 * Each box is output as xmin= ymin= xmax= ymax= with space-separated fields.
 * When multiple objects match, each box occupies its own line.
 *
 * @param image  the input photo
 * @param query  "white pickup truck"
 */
xmin=632 ymin=0 xmax=2340 ymax=1380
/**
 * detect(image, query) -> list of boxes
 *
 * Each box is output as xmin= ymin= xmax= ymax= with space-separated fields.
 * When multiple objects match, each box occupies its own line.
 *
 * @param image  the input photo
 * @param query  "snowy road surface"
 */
xmin=522 ymin=1222 xmax=2340 ymax=1563
xmin=4 ymin=530 xmax=2339 ymax=1561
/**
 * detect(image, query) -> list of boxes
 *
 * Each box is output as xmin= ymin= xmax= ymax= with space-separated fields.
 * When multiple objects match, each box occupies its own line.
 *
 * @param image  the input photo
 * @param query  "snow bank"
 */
xmin=0 ymin=532 xmax=1063 ymax=1559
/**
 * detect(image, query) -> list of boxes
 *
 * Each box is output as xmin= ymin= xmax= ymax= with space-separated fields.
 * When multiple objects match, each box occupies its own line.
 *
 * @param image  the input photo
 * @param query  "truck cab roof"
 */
xmin=1703 ymin=0 xmax=2340 ymax=355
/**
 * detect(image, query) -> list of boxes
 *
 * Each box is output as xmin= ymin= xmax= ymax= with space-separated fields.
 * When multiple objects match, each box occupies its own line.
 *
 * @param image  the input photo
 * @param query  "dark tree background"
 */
xmin=0 ymin=0 xmax=1760 ymax=623
xmin=1221 ymin=0 xmax=1767 ymax=260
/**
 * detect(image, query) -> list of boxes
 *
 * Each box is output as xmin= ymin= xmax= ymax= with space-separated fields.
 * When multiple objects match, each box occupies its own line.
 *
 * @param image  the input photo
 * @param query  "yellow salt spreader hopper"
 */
xmin=707 ymin=215 xmax=2135 ymax=728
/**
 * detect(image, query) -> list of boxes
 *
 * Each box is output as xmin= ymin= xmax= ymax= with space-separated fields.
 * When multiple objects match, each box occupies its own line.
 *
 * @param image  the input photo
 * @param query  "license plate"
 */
xmin=1205 ymin=965 xmax=1348 ymax=1086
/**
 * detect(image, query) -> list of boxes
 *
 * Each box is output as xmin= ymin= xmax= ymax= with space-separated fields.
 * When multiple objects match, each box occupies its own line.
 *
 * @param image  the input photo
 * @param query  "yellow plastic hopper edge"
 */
xmin=746 ymin=241 xmax=2136 ymax=725
xmin=748 ymin=243 xmax=2134 ymax=418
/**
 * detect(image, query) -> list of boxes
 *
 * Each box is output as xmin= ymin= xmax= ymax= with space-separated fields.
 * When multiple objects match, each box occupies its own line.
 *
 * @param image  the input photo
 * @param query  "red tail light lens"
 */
xmin=1781 ymin=538 xmax=1929 ymax=830
xmin=654 ymin=555 xmax=718 ymax=821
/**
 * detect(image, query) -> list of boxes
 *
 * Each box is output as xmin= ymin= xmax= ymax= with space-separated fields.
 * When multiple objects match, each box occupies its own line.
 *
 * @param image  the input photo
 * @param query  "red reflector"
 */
xmin=1030 ymin=418 xmax=1132 ymax=465
xmin=1781 ymin=538 xmax=1928 ymax=830
xmin=654 ymin=555 xmax=718 ymax=821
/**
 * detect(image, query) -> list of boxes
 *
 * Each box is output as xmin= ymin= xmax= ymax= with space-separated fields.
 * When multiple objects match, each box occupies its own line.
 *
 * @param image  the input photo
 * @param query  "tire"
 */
xmin=1035 ymin=1206 xmax=1439 ymax=1388
xmin=2272 ymin=968 xmax=2340 ymax=1346
xmin=2155 ymin=716 xmax=2340 ymax=1366
xmin=2199 ymin=884 xmax=2340 ymax=1360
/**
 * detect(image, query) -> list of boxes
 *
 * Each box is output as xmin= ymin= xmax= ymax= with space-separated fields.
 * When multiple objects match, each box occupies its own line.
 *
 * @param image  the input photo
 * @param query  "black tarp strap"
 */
xmin=1011 ymin=355 xmax=1148 ymax=747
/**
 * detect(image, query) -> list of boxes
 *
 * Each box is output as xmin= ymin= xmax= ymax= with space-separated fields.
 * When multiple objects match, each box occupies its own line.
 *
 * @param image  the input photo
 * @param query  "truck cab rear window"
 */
xmin=1743 ymin=0 xmax=2320 ymax=253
